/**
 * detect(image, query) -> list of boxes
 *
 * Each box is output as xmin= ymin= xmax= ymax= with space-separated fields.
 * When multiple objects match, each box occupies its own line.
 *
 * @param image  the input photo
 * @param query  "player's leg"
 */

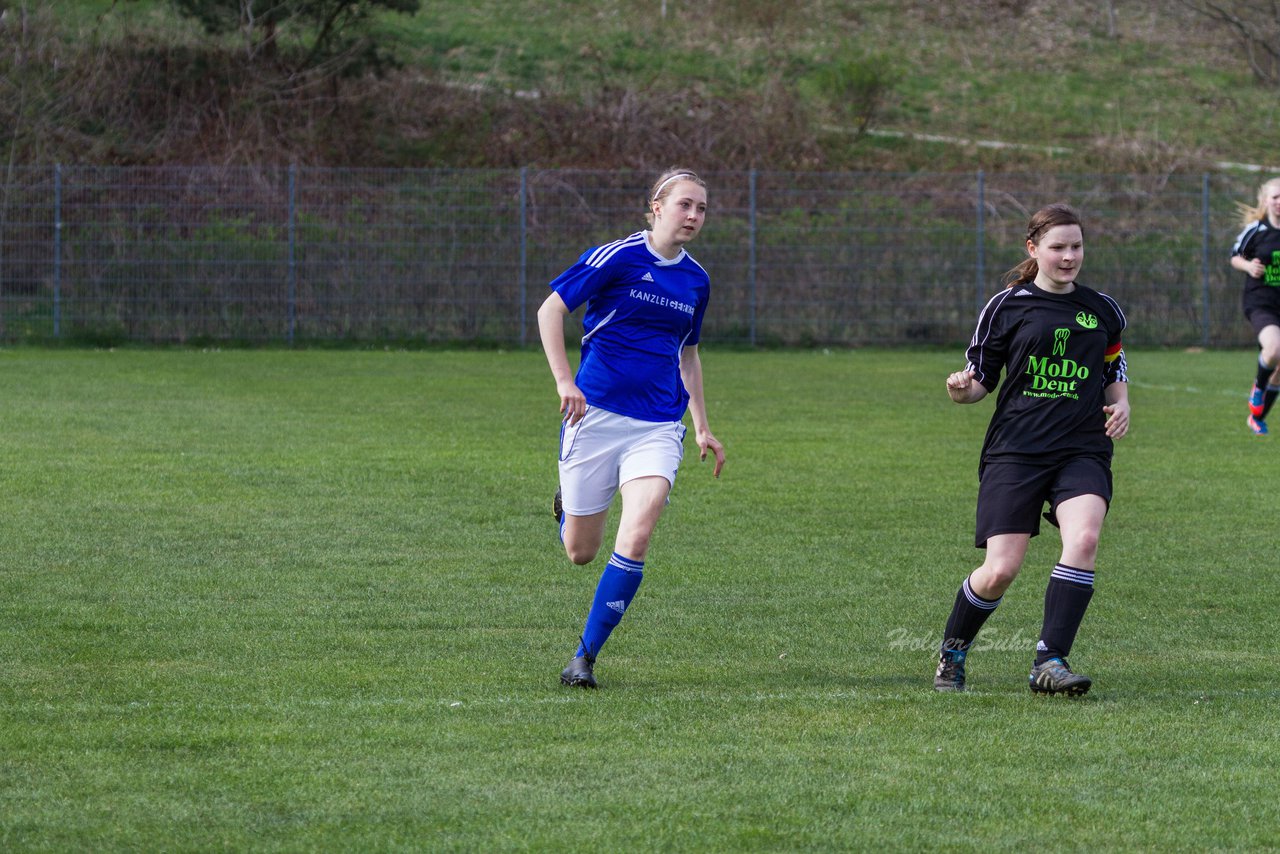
xmin=1030 ymin=484 xmax=1108 ymax=696
xmin=1247 ymin=321 xmax=1280 ymax=432
xmin=613 ymin=475 xmax=670 ymax=561
xmin=563 ymin=479 xmax=671 ymax=688
xmin=936 ymin=461 xmax=1046 ymax=692
xmin=938 ymin=532 xmax=1030 ymax=668
xmin=562 ymin=419 xmax=681 ymax=688
xmin=935 ymin=540 xmax=1031 ymax=693
xmin=561 ymin=509 xmax=608 ymax=566
xmin=555 ymin=408 xmax=620 ymax=566
xmin=1263 ymin=363 xmax=1280 ymax=421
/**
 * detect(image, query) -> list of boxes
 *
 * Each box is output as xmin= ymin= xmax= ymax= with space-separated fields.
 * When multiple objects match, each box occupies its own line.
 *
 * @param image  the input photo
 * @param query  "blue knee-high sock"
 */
xmin=575 ymin=553 xmax=644 ymax=659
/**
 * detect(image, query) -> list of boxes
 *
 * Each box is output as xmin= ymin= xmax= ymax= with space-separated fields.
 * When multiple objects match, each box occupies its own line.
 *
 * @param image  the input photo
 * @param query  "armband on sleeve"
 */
xmin=1103 ymin=342 xmax=1127 ymax=385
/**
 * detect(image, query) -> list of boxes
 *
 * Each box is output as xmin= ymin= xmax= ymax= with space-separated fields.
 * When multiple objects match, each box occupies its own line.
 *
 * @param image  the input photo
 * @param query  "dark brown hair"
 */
xmin=1001 ymin=203 xmax=1083 ymax=288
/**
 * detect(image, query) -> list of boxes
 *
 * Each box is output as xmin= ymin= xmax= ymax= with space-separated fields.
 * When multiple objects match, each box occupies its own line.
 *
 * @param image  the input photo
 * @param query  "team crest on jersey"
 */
xmin=1075 ymin=311 xmax=1098 ymax=329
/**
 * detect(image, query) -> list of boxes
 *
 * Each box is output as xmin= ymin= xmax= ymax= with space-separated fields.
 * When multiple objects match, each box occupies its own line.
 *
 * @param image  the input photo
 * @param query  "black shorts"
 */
xmin=974 ymin=456 xmax=1112 ymax=549
xmin=1244 ymin=303 xmax=1280 ymax=338
xmin=1243 ymin=292 xmax=1280 ymax=336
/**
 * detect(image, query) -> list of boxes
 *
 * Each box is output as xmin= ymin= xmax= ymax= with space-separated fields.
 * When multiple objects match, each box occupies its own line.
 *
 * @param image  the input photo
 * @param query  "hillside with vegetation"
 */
xmin=3 ymin=0 xmax=1278 ymax=174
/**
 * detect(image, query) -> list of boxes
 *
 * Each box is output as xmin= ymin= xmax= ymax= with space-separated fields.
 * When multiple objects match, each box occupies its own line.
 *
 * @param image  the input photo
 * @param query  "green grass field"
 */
xmin=1 ymin=347 xmax=1278 ymax=851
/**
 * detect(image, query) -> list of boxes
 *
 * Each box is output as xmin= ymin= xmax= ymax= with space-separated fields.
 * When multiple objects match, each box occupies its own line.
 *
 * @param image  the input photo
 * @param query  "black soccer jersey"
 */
xmin=1231 ymin=219 xmax=1280 ymax=314
xmin=964 ymin=281 xmax=1127 ymax=469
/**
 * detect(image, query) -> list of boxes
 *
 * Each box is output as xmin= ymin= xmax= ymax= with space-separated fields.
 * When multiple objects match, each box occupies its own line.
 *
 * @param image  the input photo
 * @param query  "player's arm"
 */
xmin=1232 ymin=254 xmax=1265 ymax=278
xmin=946 ymin=370 xmax=988 ymax=404
xmin=1103 ymin=381 xmax=1129 ymax=439
xmin=537 ymin=291 xmax=587 ymax=424
xmin=680 ymin=344 xmax=725 ymax=477
xmin=1102 ymin=339 xmax=1129 ymax=438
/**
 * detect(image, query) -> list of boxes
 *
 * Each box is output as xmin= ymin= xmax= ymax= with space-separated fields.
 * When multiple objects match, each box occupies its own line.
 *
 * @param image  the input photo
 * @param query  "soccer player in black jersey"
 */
xmin=1230 ymin=177 xmax=1280 ymax=436
xmin=934 ymin=203 xmax=1129 ymax=696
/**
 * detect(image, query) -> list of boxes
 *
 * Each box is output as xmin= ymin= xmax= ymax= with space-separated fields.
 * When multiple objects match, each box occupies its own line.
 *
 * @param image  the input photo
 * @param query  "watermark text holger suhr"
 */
xmin=886 ymin=627 xmax=1038 ymax=653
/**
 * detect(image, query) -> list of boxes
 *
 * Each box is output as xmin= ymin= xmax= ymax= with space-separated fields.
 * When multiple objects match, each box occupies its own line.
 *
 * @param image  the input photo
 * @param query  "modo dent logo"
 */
xmin=1026 ymin=354 xmax=1089 ymax=395
xmin=1027 ymin=329 xmax=1088 ymax=397
xmin=1075 ymin=311 xmax=1098 ymax=330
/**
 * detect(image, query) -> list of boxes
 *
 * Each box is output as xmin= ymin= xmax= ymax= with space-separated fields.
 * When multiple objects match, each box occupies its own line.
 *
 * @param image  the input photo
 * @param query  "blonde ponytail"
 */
xmin=1239 ymin=178 xmax=1280 ymax=227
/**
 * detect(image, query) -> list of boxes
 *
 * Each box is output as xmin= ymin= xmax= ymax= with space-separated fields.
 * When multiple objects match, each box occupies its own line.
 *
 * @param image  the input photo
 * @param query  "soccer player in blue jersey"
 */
xmin=537 ymin=168 xmax=726 ymax=689
xmin=1230 ymin=177 xmax=1280 ymax=436
xmin=934 ymin=203 xmax=1129 ymax=696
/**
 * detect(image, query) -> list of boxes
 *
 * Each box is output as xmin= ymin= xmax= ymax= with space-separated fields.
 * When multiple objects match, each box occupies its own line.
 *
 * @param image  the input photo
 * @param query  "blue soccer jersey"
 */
xmin=551 ymin=230 xmax=710 ymax=422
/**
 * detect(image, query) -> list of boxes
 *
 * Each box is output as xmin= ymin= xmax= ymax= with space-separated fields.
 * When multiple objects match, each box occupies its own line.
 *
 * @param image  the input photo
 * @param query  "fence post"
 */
xmin=1201 ymin=172 xmax=1211 ymax=348
xmin=287 ymin=164 xmax=297 ymax=346
xmin=975 ymin=169 xmax=986 ymax=318
xmin=519 ymin=167 xmax=528 ymax=347
xmin=53 ymin=163 xmax=62 ymax=339
xmin=748 ymin=169 xmax=757 ymax=347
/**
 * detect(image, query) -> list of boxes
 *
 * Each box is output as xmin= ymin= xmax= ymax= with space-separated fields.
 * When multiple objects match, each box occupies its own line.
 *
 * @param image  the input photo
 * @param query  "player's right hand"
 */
xmin=558 ymin=380 xmax=587 ymax=425
xmin=945 ymin=370 xmax=979 ymax=403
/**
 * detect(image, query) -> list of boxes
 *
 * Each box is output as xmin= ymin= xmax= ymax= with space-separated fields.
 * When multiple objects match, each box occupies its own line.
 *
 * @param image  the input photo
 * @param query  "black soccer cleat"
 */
xmin=1028 ymin=657 xmax=1092 ymax=696
xmin=933 ymin=648 xmax=967 ymax=692
xmin=560 ymin=654 xmax=596 ymax=688
xmin=552 ymin=487 xmax=564 ymax=523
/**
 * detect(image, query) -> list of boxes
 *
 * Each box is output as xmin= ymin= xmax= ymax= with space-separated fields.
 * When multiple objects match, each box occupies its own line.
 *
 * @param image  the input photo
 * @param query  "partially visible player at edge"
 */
xmin=935 ymin=203 xmax=1129 ymax=697
xmin=537 ymin=167 xmax=726 ymax=689
xmin=1230 ymin=176 xmax=1280 ymax=436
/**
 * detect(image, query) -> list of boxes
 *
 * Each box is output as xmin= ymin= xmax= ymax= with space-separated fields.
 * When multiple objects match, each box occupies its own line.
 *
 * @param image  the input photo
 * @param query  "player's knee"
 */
xmin=979 ymin=561 xmax=1021 ymax=592
xmin=614 ymin=532 xmax=652 ymax=561
xmin=1065 ymin=528 xmax=1100 ymax=561
xmin=564 ymin=541 xmax=600 ymax=565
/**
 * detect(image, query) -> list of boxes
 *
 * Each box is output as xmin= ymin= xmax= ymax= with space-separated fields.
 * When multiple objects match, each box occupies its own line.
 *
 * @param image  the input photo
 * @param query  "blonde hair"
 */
xmin=1237 ymin=177 xmax=1280 ymax=227
xmin=1001 ymin=203 xmax=1083 ymax=288
xmin=645 ymin=167 xmax=706 ymax=227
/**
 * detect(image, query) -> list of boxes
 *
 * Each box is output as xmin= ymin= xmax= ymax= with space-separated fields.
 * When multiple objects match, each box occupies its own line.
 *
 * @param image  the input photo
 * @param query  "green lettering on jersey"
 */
xmin=1026 ymin=334 xmax=1090 ymax=400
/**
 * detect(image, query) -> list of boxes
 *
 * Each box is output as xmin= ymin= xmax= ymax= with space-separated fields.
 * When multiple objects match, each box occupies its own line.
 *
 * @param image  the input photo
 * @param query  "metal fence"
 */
xmin=0 ymin=166 xmax=1267 ymax=347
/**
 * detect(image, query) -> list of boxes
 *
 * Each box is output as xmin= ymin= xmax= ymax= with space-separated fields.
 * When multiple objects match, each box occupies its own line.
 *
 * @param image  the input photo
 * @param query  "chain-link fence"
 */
xmin=0 ymin=166 xmax=1266 ymax=347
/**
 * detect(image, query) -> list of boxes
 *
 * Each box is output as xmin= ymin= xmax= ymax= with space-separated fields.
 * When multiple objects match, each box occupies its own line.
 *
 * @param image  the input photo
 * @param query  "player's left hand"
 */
xmin=698 ymin=430 xmax=726 ymax=478
xmin=1103 ymin=400 xmax=1130 ymax=439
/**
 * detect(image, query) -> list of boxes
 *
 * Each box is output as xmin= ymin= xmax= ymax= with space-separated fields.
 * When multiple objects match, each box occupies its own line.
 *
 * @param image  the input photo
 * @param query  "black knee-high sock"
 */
xmin=1263 ymin=385 xmax=1280 ymax=419
xmin=941 ymin=575 xmax=1001 ymax=653
xmin=1035 ymin=564 xmax=1095 ymax=666
xmin=1256 ymin=359 xmax=1274 ymax=391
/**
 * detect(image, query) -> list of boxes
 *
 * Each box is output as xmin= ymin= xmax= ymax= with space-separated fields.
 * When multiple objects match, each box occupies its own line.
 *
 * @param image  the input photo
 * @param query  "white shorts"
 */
xmin=558 ymin=406 xmax=686 ymax=516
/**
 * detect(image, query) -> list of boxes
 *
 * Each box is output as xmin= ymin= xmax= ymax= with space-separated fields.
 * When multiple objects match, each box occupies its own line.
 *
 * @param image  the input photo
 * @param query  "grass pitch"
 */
xmin=1 ymin=347 xmax=1277 ymax=851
